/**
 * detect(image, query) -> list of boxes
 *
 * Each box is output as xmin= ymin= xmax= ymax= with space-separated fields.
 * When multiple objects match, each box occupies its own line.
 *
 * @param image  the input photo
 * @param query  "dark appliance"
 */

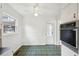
xmin=60 ymin=21 xmax=79 ymax=48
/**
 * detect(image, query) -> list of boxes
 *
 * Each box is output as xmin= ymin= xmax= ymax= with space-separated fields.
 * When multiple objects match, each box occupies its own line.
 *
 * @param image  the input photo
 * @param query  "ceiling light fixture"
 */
xmin=34 ymin=13 xmax=38 ymax=16
xmin=33 ymin=4 xmax=40 ymax=16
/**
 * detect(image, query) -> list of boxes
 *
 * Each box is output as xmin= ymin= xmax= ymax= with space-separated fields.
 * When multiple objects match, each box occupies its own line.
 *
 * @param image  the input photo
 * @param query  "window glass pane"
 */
xmin=2 ymin=16 xmax=15 ymax=33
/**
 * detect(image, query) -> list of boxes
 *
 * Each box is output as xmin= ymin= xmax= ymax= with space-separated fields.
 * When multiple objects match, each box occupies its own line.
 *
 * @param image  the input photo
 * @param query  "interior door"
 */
xmin=46 ymin=23 xmax=54 ymax=44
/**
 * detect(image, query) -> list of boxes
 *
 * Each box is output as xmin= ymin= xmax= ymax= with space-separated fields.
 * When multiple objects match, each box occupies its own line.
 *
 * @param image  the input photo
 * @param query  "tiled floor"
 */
xmin=14 ymin=45 xmax=61 ymax=56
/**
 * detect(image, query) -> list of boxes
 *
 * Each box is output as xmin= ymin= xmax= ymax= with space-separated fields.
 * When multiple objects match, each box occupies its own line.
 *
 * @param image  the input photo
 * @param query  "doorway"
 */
xmin=46 ymin=23 xmax=54 ymax=44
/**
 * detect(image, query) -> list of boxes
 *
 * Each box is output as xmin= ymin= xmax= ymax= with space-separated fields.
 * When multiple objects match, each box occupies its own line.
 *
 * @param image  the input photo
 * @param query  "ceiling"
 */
xmin=9 ymin=3 xmax=67 ymax=19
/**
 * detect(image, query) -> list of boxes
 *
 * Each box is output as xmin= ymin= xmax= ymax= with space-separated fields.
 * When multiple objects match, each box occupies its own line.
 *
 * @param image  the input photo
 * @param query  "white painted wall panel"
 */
xmin=0 ymin=4 xmax=23 ymax=53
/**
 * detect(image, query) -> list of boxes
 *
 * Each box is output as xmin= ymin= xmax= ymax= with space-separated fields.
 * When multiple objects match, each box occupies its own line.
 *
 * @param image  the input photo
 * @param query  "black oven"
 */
xmin=60 ymin=22 xmax=79 ymax=48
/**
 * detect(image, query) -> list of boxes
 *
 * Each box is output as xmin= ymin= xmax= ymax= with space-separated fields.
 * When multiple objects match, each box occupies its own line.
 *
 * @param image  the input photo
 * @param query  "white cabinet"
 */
xmin=78 ymin=3 xmax=79 ymax=20
xmin=60 ymin=3 xmax=79 ymax=56
xmin=61 ymin=44 xmax=77 ymax=56
xmin=60 ymin=3 xmax=78 ymax=24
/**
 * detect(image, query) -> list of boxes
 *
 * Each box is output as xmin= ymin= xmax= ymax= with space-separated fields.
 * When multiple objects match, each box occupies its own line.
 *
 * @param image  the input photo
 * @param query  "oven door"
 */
xmin=60 ymin=29 xmax=76 ymax=47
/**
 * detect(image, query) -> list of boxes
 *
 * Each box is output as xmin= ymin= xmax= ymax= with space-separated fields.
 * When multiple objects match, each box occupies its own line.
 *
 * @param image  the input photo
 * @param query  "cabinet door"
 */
xmin=61 ymin=44 xmax=77 ymax=56
xmin=60 ymin=3 xmax=77 ymax=24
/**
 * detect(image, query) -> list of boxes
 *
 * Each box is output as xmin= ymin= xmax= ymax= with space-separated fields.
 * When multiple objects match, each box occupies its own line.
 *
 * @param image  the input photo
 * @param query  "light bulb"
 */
xmin=34 ymin=13 xmax=38 ymax=16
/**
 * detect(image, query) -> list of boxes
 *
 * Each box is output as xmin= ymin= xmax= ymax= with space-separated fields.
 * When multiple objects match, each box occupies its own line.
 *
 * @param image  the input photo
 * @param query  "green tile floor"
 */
xmin=14 ymin=45 xmax=61 ymax=56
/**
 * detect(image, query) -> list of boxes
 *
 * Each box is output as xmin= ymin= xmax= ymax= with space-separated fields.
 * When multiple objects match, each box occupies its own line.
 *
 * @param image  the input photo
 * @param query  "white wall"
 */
xmin=22 ymin=16 xmax=47 ymax=45
xmin=0 ymin=3 xmax=60 ymax=53
xmin=22 ymin=15 xmax=60 ymax=45
xmin=0 ymin=4 xmax=23 ymax=53
xmin=8 ymin=3 xmax=61 ymax=45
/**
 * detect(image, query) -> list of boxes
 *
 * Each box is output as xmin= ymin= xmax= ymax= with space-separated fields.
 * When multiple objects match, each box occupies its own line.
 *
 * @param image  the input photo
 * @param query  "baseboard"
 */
xmin=23 ymin=43 xmax=46 ymax=45
xmin=13 ymin=43 xmax=23 ymax=54
xmin=13 ymin=45 xmax=22 ymax=56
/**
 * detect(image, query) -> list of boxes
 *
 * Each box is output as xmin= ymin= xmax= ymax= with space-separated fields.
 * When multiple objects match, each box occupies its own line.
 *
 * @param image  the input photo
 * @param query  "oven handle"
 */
xmin=73 ymin=29 xmax=78 ymax=48
xmin=73 ymin=28 xmax=78 ymax=31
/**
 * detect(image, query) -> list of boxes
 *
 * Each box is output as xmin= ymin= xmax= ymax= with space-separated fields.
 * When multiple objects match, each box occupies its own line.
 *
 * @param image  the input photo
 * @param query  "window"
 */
xmin=2 ymin=16 xmax=16 ymax=33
